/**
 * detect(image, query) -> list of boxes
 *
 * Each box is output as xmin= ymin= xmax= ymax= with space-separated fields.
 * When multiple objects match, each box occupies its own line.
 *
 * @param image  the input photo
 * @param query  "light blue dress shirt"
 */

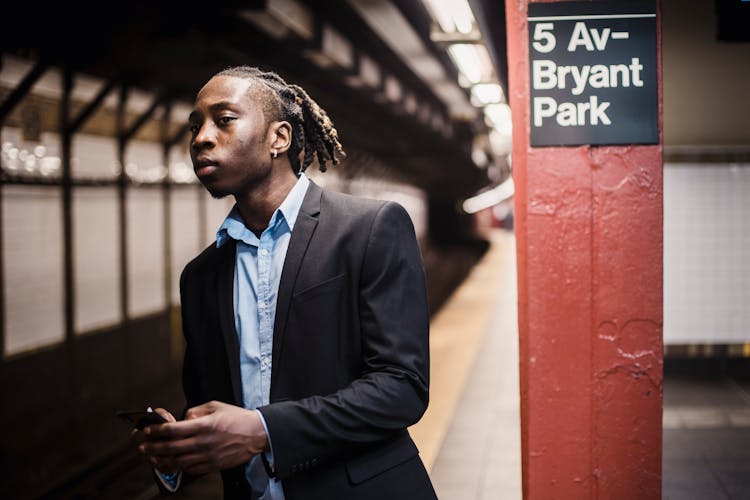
xmin=215 ymin=173 xmax=309 ymax=499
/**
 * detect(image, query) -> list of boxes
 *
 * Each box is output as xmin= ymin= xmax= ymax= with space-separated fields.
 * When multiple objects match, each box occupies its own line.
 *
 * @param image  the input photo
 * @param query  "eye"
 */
xmin=188 ymin=123 xmax=200 ymax=134
xmin=218 ymin=116 xmax=236 ymax=126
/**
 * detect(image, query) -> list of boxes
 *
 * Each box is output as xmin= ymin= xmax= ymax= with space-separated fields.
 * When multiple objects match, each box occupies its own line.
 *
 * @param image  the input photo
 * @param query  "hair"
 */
xmin=214 ymin=66 xmax=346 ymax=174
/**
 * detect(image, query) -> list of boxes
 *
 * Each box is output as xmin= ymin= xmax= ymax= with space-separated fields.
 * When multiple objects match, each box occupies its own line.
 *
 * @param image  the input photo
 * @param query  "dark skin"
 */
xmin=131 ymin=75 xmax=297 ymax=474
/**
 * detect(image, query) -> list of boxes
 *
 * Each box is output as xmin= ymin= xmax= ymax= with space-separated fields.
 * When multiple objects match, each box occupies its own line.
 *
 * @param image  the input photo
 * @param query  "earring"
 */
xmin=271 ymin=149 xmax=278 ymax=159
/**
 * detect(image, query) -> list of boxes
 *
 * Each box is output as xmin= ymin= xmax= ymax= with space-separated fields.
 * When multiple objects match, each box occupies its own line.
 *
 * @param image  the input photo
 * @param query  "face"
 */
xmin=188 ymin=75 xmax=274 ymax=198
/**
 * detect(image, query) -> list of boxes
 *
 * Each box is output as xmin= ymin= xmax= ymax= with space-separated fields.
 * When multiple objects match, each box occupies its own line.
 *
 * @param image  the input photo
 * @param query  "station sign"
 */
xmin=528 ymin=0 xmax=658 ymax=147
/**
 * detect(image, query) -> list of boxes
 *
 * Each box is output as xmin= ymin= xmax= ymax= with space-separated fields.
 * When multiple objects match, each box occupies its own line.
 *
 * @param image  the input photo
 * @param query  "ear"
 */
xmin=268 ymin=120 xmax=292 ymax=154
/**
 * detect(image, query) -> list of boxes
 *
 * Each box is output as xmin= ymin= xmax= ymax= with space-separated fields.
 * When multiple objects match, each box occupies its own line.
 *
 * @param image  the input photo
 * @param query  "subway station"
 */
xmin=1 ymin=0 xmax=749 ymax=498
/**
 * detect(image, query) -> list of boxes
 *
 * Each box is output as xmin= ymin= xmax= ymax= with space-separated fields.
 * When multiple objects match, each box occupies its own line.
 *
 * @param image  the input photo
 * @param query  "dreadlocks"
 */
xmin=214 ymin=66 xmax=346 ymax=174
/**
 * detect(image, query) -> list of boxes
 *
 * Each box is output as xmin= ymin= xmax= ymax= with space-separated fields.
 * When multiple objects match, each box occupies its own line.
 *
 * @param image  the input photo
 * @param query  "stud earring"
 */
xmin=271 ymin=149 xmax=278 ymax=159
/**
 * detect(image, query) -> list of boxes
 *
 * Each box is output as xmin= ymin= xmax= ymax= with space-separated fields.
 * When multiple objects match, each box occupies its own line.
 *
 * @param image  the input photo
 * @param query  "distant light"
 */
xmin=484 ymin=103 xmax=513 ymax=135
xmin=471 ymin=83 xmax=505 ymax=106
xmin=447 ymin=44 xmax=482 ymax=84
xmin=462 ymin=177 xmax=515 ymax=214
xmin=447 ymin=43 xmax=495 ymax=85
xmin=422 ymin=0 xmax=476 ymax=34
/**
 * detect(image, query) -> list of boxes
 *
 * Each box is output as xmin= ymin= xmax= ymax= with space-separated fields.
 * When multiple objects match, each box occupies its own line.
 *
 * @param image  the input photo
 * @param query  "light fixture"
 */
xmin=484 ymin=103 xmax=513 ymax=136
xmin=471 ymin=83 xmax=505 ymax=106
xmin=462 ymin=176 xmax=515 ymax=214
xmin=422 ymin=0 xmax=476 ymax=34
xmin=447 ymin=44 xmax=495 ymax=86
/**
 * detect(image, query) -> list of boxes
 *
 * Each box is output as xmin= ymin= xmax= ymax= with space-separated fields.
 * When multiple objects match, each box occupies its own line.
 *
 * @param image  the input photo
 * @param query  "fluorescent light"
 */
xmin=447 ymin=43 xmax=495 ymax=85
xmin=447 ymin=44 xmax=481 ymax=84
xmin=484 ymin=103 xmax=512 ymax=135
xmin=422 ymin=0 xmax=476 ymax=34
xmin=462 ymin=176 xmax=515 ymax=214
xmin=471 ymin=83 xmax=505 ymax=106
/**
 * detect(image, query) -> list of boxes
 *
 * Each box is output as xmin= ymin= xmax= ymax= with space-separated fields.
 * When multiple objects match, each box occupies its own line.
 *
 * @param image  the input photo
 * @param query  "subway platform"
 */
xmin=121 ymin=229 xmax=747 ymax=499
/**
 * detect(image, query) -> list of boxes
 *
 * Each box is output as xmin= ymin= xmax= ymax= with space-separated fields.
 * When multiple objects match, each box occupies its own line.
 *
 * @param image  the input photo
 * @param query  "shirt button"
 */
xmin=258 ymin=301 xmax=266 ymax=309
xmin=260 ymin=248 xmax=269 ymax=256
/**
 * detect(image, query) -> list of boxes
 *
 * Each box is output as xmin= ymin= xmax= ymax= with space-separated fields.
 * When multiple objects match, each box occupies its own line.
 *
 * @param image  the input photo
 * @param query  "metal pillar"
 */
xmin=507 ymin=1 xmax=664 ymax=498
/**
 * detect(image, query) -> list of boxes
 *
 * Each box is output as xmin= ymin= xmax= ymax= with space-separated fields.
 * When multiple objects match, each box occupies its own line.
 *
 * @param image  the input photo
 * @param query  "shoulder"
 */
xmin=319 ymin=188 xmax=411 ymax=227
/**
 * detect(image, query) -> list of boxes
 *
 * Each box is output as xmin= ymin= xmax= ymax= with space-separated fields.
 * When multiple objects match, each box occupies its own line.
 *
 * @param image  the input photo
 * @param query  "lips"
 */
xmin=194 ymin=157 xmax=218 ymax=178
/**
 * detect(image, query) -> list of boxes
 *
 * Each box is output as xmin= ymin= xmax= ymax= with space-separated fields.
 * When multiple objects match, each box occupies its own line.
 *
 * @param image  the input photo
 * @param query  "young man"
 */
xmin=132 ymin=67 xmax=436 ymax=499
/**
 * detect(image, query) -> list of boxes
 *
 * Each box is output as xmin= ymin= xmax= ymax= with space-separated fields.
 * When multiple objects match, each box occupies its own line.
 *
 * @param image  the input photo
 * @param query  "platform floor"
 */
xmin=410 ymin=229 xmax=521 ymax=499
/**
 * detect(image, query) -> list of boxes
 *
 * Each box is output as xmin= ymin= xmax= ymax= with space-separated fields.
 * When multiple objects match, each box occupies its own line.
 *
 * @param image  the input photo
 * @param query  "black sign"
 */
xmin=528 ymin=0 xmax=658 ymax=147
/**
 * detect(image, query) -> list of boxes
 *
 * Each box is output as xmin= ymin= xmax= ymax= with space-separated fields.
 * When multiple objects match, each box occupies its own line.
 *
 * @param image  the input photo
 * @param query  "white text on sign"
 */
xmin=531 ymin=21 xmax=640 ymax=127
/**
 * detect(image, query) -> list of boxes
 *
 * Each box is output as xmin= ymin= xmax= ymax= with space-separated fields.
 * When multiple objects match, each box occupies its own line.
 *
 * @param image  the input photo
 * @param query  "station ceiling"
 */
xmin=1 ymin=0 xmax=509 ymax=202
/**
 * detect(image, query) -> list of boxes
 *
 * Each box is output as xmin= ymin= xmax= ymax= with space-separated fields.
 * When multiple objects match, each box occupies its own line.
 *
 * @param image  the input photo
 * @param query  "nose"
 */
xmin=191 ymin=122 xmax=216 ymax=152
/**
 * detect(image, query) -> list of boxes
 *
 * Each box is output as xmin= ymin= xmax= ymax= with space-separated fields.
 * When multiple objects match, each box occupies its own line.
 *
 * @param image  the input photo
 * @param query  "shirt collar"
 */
xmin=216 ymin=173 xmax=310 ymax=248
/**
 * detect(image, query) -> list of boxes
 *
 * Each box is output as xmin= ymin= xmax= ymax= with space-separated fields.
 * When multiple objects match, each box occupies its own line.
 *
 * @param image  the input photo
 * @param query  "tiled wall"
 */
xmin=664 ymin=163 xmax=750 ymax=344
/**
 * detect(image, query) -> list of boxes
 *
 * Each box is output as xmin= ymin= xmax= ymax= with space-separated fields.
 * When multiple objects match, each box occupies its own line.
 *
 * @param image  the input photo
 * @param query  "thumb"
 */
xmin=154 ymin=408 xmax=176 ymax=423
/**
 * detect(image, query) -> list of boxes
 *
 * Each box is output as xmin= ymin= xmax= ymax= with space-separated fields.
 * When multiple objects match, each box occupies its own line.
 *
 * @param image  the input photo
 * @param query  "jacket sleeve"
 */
xmin=258 ymin=201 xmax=430 ymax=479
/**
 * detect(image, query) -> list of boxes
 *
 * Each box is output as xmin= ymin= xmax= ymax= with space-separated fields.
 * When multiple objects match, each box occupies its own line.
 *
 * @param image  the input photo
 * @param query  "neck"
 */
xmin=235 ymin=165 xmax=299 ymax=235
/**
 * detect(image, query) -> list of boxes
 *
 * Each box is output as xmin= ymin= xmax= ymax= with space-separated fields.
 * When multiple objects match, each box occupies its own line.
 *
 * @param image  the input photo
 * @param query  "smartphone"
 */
xmin=116 ymin=407 xmax=167 ymax=429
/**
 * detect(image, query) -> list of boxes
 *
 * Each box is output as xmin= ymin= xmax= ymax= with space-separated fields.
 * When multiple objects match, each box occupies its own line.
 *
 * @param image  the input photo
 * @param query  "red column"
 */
xmin=507 ymin=1 xmax=663 ymax=498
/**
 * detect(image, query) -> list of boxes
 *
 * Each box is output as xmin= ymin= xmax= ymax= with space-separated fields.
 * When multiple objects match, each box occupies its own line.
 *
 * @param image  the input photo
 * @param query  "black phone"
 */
xmin=116 ymin=408 xmax=167 ymax=429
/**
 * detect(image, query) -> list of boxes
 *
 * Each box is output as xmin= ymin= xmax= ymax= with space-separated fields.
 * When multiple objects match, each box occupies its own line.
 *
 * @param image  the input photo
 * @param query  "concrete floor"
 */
xmin=663 ymin=376 xmax=750 ymax=500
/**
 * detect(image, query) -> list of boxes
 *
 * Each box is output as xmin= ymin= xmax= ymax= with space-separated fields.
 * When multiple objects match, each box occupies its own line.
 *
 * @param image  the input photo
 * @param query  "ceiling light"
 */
xmin=471 ymin=83 xmax=505 ymax=106
xmin=462 ymin=176 xmax=515 ymax=214
xmin=484 ymin=103 xmax=513 ymax=136
xmin=422 ymin=0 xmax=476 ymax=34
xmin=447 ymin=44 xmax=481 ymax=84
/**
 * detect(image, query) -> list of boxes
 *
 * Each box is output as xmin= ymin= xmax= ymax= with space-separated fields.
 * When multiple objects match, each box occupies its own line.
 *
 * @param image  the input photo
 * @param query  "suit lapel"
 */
xmin=271 ymin=181 xmax=322 ymax=390
xmin=216 ymin=239 xmax=244 ymax=406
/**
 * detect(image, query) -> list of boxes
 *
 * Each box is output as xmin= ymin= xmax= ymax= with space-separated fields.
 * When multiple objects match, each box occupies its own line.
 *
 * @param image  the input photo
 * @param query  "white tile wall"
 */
xmin=72 ymin=187 xmax=122 ymax=333
xmin=126 ymin=188 xmax=166 ymax=317
xmin=170 ymin=187 xmax=202 ymax=303
xmin=2 ymin=186 xmax=65 ymax=356
xmin=72 ymin=134 xmax=119 ymax=179
xmin=664 ymin=163 xmax=750 ymax=344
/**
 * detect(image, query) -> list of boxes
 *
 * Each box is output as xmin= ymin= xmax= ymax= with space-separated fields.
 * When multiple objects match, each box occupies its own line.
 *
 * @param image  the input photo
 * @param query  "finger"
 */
xmin=130 ymin=428 xmax=147 ymax=446
xmin=154 ymin=408 xmax=176 ymax=423
xmin=143 ymin=436 xmax=203 ymax=457
xmin=146 ymin=416 xmax=209 ymax=440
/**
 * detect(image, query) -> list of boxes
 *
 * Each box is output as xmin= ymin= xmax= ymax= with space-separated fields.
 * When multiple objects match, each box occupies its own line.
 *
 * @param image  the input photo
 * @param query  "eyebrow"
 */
xmin=188 ymin=101 xmax=238 ymax=122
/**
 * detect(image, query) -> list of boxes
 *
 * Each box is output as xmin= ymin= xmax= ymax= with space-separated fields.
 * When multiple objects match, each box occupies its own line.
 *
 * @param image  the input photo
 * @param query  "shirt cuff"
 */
xmin=256 ymin=410 xmax=276 ymax=471
xmin=155 ymin=468 xmax=182 ymax=493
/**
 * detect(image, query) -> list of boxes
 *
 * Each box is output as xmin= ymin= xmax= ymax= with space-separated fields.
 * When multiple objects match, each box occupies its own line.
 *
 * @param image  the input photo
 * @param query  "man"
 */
xmin=132 ymin=66 xmax=436 ymax=499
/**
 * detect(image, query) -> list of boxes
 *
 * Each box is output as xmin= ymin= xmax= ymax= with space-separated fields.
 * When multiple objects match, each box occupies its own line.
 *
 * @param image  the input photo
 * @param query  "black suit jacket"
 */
xmin=179 ymin=181 xmax=436 ymax=499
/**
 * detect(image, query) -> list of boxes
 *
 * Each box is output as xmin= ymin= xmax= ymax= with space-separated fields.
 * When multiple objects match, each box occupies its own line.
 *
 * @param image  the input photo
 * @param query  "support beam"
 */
xmin=0 ymin=59 xmax=50 ymax=123
xmin=507 ymin=1 xmax=663 ymax=498
xmin=166 ymin=122 xmax=190 ymax=150
xmin=67 ymin=77 xmax=119 ymax=134
xmin=120 ymin=95 xmax=163 ymax=143
xmin=116 ymin=84 xmax=129 ymax=321
xmin=61 ymin=67 xmax=74 ymax=342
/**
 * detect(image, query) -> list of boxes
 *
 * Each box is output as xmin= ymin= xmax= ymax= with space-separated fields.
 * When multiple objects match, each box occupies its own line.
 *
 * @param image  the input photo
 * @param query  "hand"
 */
xmin=130 ymin=408 xmax=178 ymax=472
xmin=140 ymin=401 xmax=269 ymax=474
